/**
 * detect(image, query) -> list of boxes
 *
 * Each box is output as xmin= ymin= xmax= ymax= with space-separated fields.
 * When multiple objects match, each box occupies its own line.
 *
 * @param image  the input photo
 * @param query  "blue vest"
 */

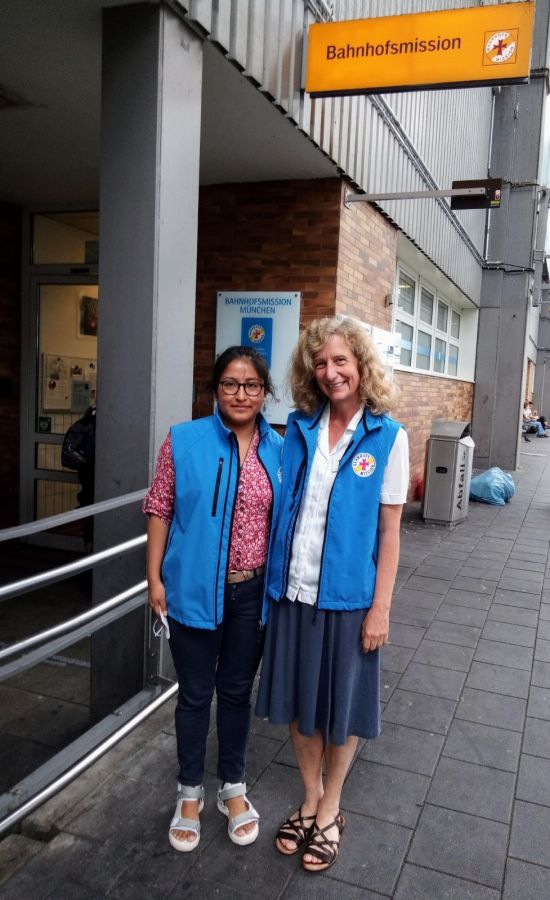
xmin=267 ymin=406 xmax=401 ymax=611
xmin=162 ymin=412 xmax=283 ymax=629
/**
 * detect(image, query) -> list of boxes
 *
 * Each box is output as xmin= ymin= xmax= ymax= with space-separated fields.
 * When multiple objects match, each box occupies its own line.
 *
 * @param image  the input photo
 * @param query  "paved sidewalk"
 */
xmin=2 ymin=441 xmax=550 ymax=899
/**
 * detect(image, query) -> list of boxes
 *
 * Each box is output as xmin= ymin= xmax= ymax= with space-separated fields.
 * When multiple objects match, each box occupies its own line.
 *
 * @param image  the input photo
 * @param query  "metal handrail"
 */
xmin=0 ymin=590 xmax=149 ymax=683
xmin=0 ymin=682 xmax=178 ymax=837
xmin=0 ymin=489 xmax=147 ymax=542
xmin=0 ymin=581 xmax=147 ymax=662
xmin=0 ymin=487 xmax=158 ymax=835
xmin=0 ymin=534 xmax=146 ymax=602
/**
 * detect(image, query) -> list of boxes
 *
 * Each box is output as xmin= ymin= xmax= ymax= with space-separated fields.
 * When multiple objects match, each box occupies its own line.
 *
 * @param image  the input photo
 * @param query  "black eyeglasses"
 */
xmin=219 ymin=379 xmax=264 ymax=397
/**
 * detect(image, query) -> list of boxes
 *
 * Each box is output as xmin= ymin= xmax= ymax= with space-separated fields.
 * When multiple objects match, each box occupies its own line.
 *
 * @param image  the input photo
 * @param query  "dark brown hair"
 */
xmin=212 ymin=346 xmax=274 ymax=397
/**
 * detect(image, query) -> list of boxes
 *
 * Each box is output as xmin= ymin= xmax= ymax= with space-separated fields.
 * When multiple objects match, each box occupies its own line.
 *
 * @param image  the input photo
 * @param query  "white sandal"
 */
xmin=217 ymin=782 xmax=259 ymax=846
xmin=168 ymin=783 xmax=204 ymax=852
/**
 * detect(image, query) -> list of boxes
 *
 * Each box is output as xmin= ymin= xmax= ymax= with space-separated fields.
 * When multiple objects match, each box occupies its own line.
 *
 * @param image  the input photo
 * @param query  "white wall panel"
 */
xmin=228 ymin=0 xmax=249 ymax=65
xmin=246 ymin=0 xmax=266 ymax=85
xmin=188 ymin=0 xmax=212 ymax=33
xmin=262 ymin=0 xmax=281 ymax=99
xmin=210 ymin=0 xmax=232 ymax=53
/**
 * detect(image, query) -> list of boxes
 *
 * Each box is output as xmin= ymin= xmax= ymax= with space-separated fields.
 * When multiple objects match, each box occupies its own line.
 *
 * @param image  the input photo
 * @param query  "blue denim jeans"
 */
xmin=168 ymin=575 xmax=264 ymax=786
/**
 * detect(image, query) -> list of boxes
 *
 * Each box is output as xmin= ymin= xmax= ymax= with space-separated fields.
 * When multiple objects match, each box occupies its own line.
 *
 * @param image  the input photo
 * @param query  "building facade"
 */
xmin=1 ymin=0 xmax=548 ymax=714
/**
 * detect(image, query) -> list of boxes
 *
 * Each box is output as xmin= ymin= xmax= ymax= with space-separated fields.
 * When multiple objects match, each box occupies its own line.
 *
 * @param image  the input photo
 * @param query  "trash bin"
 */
xmin=422 ymin=420 xmax=475 ymax=526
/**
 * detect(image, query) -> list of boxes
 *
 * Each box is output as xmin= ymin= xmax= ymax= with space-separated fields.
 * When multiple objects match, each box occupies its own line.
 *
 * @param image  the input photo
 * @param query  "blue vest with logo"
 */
xmin=162 ymin=412 xmax=282 ymax=629
xmin=266 ymin=405 xmax=401 ymax=611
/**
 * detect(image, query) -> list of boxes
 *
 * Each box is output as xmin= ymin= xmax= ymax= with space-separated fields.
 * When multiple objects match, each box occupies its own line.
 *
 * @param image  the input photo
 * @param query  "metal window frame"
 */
xmin=20 ymin=264 xmax=99 ymax=534
xmin=393 ymin=262 xmax=466 ymax=380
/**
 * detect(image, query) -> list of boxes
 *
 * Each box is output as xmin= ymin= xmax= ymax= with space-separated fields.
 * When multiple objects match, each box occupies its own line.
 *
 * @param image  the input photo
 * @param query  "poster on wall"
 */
xmin=42 ymin=354 xmax=97 ymax=413
xmin=43 ymin=354 xmax=71 ymax=411
xmin=216 ymin=292 xmax=301 ymax=425
xmin=77 ymin=295 xmax=98 ymax=337
xmin=70 ymin=359 xmax=98 ymax=411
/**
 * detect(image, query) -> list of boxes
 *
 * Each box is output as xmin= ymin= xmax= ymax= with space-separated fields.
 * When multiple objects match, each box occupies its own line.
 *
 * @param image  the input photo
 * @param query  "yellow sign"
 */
xmin=305 ymin=2 xmax=535 ymax=96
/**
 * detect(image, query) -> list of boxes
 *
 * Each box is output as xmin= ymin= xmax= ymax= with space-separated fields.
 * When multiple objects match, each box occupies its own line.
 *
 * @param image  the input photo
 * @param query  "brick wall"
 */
xmin=0 ymin=201 xmax=21 ymax=527
xmin=394 ymin=371 xmax=474 ymax=499
xmin=193 ymin=178 xmax=342 ymax=416
xmin=192 ymin=178 xmax=474 ymax=503
xmin=335 ymin=183 xmax=397 ymax=330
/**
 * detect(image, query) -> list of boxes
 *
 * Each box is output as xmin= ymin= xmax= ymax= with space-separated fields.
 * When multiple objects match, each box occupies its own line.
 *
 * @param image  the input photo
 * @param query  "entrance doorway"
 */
xmin=21 ymin=212 xmax=99 ymax=549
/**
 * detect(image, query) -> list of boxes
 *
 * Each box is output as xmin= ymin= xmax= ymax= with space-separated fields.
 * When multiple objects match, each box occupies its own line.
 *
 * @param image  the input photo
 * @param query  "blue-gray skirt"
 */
xmin=255 ymin=598 xmax=381 ymax=745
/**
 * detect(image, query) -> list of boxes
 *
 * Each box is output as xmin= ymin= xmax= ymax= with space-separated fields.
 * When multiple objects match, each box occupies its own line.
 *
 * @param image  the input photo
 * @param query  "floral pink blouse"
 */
xmin=143 ymin=428 xmax=272 ymax=571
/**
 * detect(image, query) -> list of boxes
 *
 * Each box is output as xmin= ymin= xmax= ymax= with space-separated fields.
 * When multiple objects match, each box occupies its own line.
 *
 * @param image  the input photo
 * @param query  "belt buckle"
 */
xmin=227 ymin=566 xmax=263 ymax=584
xmin=228 ymin=569 xmax=246 ymax=584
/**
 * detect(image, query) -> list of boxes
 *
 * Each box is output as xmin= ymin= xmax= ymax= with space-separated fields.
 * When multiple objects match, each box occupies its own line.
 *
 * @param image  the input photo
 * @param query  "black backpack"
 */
xmin=61 ymin=407 xmax=96 ymax=469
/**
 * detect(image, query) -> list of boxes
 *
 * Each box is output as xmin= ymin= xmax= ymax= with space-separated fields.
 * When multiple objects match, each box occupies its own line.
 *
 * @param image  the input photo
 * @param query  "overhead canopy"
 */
xmin=0 ymin=0 xmax=337 ymax=208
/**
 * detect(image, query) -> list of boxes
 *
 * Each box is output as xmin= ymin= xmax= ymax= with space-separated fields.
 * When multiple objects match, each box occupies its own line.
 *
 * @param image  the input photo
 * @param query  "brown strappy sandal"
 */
xmin=275 ymin=807 xmax=316 ymax=856
xmin=302 ymin=812 xmax=345 ymax=873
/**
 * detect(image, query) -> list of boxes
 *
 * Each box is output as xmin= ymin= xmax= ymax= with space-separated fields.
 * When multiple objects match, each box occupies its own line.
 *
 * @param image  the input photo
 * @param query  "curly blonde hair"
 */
xmin=289 ymin=316 xmax=398 ymax=415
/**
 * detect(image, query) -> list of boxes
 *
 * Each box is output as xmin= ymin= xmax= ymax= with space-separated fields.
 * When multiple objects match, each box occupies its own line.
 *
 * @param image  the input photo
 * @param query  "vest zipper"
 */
xmin=225 ymin=434 xmax=241 ymax=587
xmin=211 ymin=457 xmax=224 ymax=516
xmin=257 ymin=434 xmax=274 ymax=629
xmin=292 ymin=460 xmax=306 ymax=497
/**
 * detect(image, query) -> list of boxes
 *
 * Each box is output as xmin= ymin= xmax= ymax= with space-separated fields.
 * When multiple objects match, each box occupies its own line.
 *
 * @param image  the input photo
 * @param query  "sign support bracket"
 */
xmin=344 ymin=187 xmax=488 ymax=208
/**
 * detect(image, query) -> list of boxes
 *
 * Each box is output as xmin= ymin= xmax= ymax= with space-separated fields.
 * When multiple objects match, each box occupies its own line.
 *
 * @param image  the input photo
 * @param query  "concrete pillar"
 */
xmin=472 ymin=0 xmax=550 ymax=469
xmin=91 ymin=3 xmax=201 ymax=719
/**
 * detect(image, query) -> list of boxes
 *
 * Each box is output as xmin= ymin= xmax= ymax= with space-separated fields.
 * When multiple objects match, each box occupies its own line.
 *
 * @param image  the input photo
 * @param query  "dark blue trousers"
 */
xmin=168 ymin=575 xmax=264 ymax=786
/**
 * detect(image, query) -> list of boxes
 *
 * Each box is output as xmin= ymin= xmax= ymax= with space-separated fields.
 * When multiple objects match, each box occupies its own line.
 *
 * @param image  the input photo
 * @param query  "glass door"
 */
xmin=37 ymin=281 xmax=98 ymax=510
xmin=22 ymin=276 xmax=98 ymax=548
xmin=19 ymin=211 xmax=99 ymax=548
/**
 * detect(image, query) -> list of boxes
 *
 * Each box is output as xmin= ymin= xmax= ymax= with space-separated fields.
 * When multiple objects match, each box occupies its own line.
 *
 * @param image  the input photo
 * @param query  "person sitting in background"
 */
xmin=523 ymin=400 xmax=548 ymax=438
xmin=530 ymin=406 xmax=549 ymax=429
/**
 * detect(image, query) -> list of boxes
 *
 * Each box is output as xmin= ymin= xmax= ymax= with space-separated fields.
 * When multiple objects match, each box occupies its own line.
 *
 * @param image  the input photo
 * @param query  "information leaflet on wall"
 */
xmin=42 ymin=354 xmax=97 ymax=412
xmin=216 ymin=292 xmax=301 ymax=425
xmin=335 ymin=316 xmax=400 ymax=371
xmin=42 ymin=355 xmax=71 ymax=411
xmin=371 ymin=326 xmax=401 ymax=370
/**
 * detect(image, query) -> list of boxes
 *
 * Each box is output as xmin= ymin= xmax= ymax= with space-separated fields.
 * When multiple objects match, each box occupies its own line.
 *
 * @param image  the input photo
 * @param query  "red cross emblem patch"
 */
xmin=352 ymin=452 xmax=376 ymax=478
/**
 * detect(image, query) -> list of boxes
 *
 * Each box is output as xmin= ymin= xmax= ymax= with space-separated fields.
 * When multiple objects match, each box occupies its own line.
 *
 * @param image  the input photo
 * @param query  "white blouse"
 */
xmin=286 ymin=406 xmax=409 ymax=606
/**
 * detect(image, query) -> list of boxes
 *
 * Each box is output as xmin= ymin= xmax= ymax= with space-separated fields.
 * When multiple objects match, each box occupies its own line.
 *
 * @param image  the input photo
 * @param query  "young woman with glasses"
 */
xmin=143 ymin=346 xmax=282 ymax=852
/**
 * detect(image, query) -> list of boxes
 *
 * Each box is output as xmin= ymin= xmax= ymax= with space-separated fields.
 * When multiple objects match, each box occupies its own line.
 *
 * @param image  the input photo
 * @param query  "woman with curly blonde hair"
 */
xmin=256 ymin=316 xmax=409 ymax=874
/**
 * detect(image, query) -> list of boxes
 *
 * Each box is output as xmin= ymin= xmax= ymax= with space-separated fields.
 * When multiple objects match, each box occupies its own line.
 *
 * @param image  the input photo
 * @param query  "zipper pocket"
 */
xmin=211 ymin=458 xmax=224 ymax=516
xmin=292 ymin=460 xmax=305 ymax=498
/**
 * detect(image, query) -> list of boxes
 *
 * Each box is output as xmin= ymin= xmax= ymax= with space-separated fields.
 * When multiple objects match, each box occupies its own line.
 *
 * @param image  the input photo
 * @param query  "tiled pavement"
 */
xmin=2 ymin=441 xmax=550 ymax=898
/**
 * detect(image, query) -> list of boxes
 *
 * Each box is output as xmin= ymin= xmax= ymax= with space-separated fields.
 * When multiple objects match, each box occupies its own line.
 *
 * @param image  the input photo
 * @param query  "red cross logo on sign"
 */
xmin=484 ymin=30 xmax=517 ymax=65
